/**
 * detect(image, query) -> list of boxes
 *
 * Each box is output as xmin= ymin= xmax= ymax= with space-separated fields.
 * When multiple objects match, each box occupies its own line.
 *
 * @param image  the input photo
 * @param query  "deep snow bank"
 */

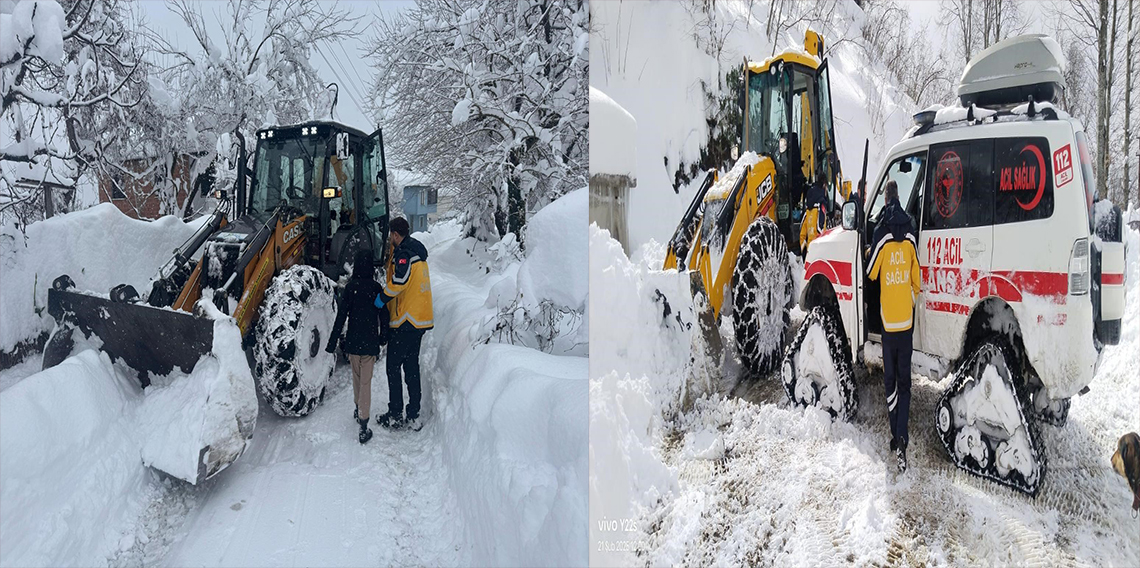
xmin=480 ymin=187 xmax=588 ymax=356
xmin=518 ymin=187 xmax=588 ymax=312
xmin=0 ymin=203 xmax=203 ymax=353
xmin=0 ymin=350 xmax=147 ymax=567
xmin=590 ymin=223 xmax=731 ymax=567
xmin=0 ymin=310 xmax=260 ymax=566
xmin=429 ymin=192 xmax=588 ymax=566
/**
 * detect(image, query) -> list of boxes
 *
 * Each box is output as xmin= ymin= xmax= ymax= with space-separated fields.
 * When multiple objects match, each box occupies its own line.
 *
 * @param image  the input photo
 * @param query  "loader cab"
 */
xmin=250 ymin=122 xmax=390 ymax=277
xmin=742 ymin=30 xmax=840 ymax=247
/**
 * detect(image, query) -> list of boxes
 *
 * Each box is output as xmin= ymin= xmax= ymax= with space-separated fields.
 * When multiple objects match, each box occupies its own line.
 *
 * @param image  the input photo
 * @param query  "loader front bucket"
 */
xmin=46 ymin=286 xmax=214 ymax=385
xmin=45 ymin=277 xmax=256 ymax=486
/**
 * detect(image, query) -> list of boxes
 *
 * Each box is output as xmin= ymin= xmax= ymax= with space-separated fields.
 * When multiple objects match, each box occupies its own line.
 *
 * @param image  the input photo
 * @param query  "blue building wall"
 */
xmin=403 ymin=185 xmax=437 ymax=233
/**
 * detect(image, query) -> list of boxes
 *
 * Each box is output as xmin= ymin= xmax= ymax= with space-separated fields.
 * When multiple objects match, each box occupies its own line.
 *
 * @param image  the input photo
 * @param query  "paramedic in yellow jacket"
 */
xmin=867 ymin=180 xmax=920 ymax=473
xmin=374 ymin=217 xmax=433 ymax=431
xmin=799 ymin=178 xmax=828 ymax=254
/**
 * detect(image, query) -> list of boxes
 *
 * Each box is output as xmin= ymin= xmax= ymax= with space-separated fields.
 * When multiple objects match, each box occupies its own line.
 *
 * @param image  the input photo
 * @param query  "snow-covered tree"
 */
xmin=1 ymin=0 xmax=143 ymax=225
xmin=1053 ymin=0 xmax=1132 ymax=202
xmin=862 ymin=0 xmax=952 ymax=109
xmin=940 ymin=0 xmax=1029 ymax=64
xmin=137 ymin=0 xmax=359 ymax=218
xmin=366 ymin=0 xmax=588 ymax=242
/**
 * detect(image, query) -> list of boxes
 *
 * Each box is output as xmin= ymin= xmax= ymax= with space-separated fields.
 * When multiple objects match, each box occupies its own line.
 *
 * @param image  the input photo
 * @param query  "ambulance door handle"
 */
xmin=965 ymin=238 xmax=985 ymax=259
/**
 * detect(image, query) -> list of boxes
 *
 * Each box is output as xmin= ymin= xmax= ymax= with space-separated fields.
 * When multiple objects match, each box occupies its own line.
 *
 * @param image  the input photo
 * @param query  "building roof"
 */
xmin=4 ymin=161 xmax=73 ymax=187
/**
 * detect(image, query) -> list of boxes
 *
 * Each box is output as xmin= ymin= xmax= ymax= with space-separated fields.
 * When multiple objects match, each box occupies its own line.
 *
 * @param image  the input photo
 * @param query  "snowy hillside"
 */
xmin=588 ymin=220 xmax=1140 ymax=567
xmin=589 ymin=0 xmax=917 ymax=252
xmin=0 ymin=193 xmax=587 ymax=567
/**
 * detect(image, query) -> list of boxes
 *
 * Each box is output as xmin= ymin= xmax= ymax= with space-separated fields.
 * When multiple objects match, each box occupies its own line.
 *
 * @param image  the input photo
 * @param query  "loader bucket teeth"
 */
xmin=41 ymin=326 xmax=75 ymax=370
xmin=46 ymin=287 xmax=214 ymax=384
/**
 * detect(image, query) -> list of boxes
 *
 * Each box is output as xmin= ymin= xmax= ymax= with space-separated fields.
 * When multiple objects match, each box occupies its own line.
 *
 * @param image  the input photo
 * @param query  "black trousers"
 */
xmin=882 ymin=328 xmax=914 ymax=449
xmin=386 ymin=326 xmax=425 ymax=419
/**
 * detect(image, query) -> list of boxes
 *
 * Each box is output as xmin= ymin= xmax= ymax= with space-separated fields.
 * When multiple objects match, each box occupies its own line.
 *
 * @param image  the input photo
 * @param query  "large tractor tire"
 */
xmin=253 ymin=265 xmax=338 ymax=417
xmin=731 ymin=216 xmax=794 ymax=376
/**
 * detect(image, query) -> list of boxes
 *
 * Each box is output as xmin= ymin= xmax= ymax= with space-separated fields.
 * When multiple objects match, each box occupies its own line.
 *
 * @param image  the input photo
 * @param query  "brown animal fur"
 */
xmin=1112 ymin=432 xmax=1140 ymax=511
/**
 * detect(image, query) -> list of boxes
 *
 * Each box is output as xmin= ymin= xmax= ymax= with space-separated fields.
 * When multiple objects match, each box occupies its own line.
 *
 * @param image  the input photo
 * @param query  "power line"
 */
xmin=317 ymin=43 xmax=370 ymax=123
xmin=313 ymin=43 xmax=368 ymax=123
xmin=327 ymin=42 xmax=375 ymax=125
xmin=336 ymin=40 xmax=373 ymax=107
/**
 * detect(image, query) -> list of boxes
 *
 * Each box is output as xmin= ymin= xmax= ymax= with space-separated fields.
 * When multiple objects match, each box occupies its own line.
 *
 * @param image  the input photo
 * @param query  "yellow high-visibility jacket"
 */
xmin=868 ymin=234 xmax=920 ymax=333
xmin=799 ymin=206 xmax=823 ymax=253
xmin=375 ymin=236 xmax=434 ymax=330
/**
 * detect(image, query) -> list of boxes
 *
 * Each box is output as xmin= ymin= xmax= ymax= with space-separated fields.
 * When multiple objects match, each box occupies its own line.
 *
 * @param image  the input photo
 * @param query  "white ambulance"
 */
xmin=780 ymin=35 xmax=1127 ymax=495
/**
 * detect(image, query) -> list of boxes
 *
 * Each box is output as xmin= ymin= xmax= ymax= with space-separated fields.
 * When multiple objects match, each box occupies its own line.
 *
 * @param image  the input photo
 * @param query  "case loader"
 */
xmin=43 ymin=121 xmax=391 ymax=484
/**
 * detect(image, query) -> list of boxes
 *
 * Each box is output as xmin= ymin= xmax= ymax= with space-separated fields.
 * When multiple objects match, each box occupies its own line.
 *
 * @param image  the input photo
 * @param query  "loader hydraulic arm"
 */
xmin=147 ymin=200 xmax=229 ymax=308
xmin=664 ymin=169 xmax=717 ymax=270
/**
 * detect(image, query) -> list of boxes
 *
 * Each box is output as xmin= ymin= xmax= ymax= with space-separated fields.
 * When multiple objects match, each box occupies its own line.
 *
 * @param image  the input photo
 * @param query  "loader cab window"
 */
xmin=362 ymin=135 xmax=388 ymax=220
xmin=251 ymin=136 xmax=323 ymax=221
xmin=789 ymin=67 xmax=816 ymax=182
xmin=815 ymin=62 xmax=838 ymax=203
xmin=325 ymin=153 xmax=356 ymax=234
xmin=362 ymin=132 xmax=389 ymax=263
xmin=746 ymin=66 xmax=791 ymax=159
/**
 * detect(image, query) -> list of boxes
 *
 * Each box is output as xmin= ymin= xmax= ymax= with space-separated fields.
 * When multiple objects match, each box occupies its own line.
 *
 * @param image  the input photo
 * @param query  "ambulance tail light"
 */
xmin=1069 ymin=238 xmax=1090 ymax=295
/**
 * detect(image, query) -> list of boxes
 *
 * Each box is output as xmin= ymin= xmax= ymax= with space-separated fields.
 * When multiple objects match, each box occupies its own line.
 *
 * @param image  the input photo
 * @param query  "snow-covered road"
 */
xmin=645 ymin=358 xmax=1139 ymax=567
xmin=122 ymin=356 xmax=469 ymax=567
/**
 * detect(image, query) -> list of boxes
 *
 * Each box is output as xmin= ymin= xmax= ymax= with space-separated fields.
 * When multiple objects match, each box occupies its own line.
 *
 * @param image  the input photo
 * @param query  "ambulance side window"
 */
xmin=993 ymin=137 xmax=1053 ymax=224
xmin=922 ymin=140 xmax=993 ymax=230
xmin=869 ymin=153 xmax=925 ymax=224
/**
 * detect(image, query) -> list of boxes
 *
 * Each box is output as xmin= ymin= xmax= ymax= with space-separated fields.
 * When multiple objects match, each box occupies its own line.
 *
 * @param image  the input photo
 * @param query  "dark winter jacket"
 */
xmin=872 ymin=199 xmax=914 ymax=244
xmin=376 ymin=236 xmax=433 ymax=331
xmin=329 ymin=249 xmax=386 ymax=356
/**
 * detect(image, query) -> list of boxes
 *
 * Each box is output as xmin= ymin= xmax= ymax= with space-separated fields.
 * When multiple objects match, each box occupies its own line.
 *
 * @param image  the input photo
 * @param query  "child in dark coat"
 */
xmin=326 ymin=249 xmax=386 ymax=443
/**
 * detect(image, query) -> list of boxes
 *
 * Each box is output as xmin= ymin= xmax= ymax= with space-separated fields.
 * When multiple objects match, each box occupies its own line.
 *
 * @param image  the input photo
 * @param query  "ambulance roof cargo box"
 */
xmin=957 ymin=34 xmax=1066 ymax=108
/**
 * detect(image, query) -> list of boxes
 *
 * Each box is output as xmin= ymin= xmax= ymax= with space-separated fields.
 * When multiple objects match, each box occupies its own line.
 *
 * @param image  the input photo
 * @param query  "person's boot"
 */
xmin=376 ymin=411 xmax=403 ymax=430
xmin=896 ymin=441 xmax=908 ymax=473
xmin=405 ymin=415 xmax=423 ymax=432
xmin=354 ymin=406 xmax=359 ymax=421
xmin=358 ymin=418 xmax=373 ymax=444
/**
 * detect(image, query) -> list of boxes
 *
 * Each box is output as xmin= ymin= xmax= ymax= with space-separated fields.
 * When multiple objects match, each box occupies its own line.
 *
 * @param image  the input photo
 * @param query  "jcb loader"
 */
xmin=43 ymin=121 xmax=392 ymax=484
xmin=663 ymin=30 xmax=859 ymax=391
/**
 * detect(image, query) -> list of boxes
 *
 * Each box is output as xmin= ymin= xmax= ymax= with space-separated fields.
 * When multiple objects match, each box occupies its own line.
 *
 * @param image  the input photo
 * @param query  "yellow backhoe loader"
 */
xmin=42 ymin=121 xmax=392 ymax=484
xmin=663 ymin=30 xmax=855 ymax=380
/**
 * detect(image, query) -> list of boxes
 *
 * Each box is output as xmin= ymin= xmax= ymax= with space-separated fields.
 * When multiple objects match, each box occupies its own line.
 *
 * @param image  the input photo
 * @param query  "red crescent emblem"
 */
xmin=1016 ymin=144 xmax=1046 ymax=211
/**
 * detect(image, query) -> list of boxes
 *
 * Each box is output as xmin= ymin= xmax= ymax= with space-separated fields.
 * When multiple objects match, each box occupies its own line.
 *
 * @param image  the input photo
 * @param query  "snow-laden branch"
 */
xmin=366 ymin=0 xmax=587 ymax=241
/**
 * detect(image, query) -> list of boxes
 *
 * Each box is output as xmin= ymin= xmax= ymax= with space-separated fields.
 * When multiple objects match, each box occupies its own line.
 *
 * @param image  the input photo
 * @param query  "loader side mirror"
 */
xmin=842 ymin=200 xmax=858 ymax=231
